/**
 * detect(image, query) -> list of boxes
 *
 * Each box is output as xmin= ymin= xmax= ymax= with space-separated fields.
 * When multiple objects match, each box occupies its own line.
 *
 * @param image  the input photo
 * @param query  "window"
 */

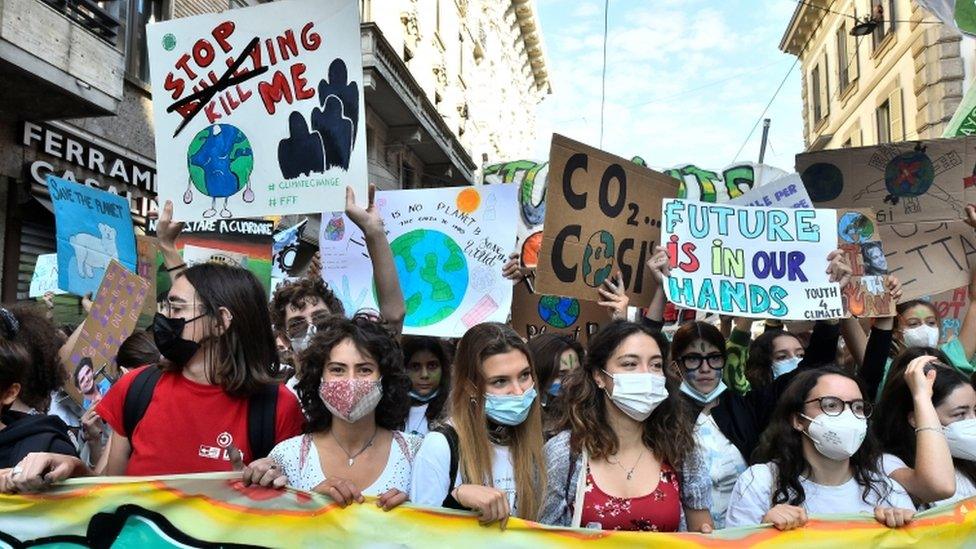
xmin=872 ymin=0 xmax=896 ymax=51
xmin=125 ymin=0 xmax=166 ymax=85
xmin=836 ymin=22 xmax=859 ymax=92
xmin=458 ymin=32 xmax=465 ymax=82
xmin=876 ymin=88 xmax=904 ymax=143
xmin=810 ymin=53 xmax=829 ymax=125
xmin=811 ymin=66 xmax=823 ymax=123
xmin=876 ymin=101 xmax=891 ymax=143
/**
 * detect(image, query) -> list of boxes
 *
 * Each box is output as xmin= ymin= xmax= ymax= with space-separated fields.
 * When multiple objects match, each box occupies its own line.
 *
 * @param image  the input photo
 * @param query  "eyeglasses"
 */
xmin=678 ymin=353 xmax=726 ymax=371
xmin=805 ymin=396 xmax=873 ymax=419
xmin=159 ymin=301 xmax=206 ymax=318
xmin=285 ymin=309 xmax=334 ymax=339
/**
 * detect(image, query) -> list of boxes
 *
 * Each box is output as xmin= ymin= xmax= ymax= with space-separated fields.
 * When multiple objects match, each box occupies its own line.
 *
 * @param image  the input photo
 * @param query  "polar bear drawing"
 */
xmin=69 ymin=223 xmax=118 ymax=278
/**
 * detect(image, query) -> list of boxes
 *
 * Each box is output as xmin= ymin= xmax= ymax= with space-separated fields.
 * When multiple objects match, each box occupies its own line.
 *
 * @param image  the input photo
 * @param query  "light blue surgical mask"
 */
xmin=680 ymin=380 xmax=727 ymax=404
xmin=410 ymin=389 xmax=439 ymax=403
xmin=547 ymin=381 xmax=562 ymax=397
xmin=772 ymin=356 xmax=801 ymax=379
xmin=484 ymin=386 xmax=537 ymax=426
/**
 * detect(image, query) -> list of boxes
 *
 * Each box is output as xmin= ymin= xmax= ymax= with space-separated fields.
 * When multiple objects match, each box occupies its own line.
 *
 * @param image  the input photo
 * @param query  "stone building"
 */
xmin=0 ymin=0 xmax=550 ymax=319
xmin=780 ymin=0 xmax=967 ymax=151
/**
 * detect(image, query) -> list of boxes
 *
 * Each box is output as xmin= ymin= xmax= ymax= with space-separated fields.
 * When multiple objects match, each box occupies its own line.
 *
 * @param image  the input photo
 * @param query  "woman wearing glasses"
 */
xmin=726 ymin=366 xmax=916 ymax=530
xmin=873 ymin=351 xmax=967 ymax=507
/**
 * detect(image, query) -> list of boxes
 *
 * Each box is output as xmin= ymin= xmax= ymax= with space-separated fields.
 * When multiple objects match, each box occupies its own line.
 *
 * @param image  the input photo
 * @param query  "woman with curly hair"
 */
xmin=402 ymin=336 xmax=451 ymax=436
xmin=411 ymin=323 xmax=545 ymax=529
xmin=539 ymin=320 xmax=712 ymax=532
xmin=4 ymin=304 xmax=66 ymax=414
xmin=726 ymin=365 xmax=916 ymax=530
xmin=247 ymin=315 xmax=416 ymax=511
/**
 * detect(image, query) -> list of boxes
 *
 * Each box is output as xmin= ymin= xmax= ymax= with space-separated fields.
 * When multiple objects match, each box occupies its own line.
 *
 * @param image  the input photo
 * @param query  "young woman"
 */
xmin=411 ymin=323 xmax=545 ymax=529
xmin=3 ymin=252 xmax=305 ymax=490
xmin=243 ymin=315 xmax=417 ymax=511
xmin=875 ymin=350 xmax=973 ymax=507
xmin=4 ymin=304 xmax=66 ymax=415
xmin=539 ymin=320 xmax=712 ymax=533
xmin=527 ymin=334 xmax=583 ymax=437
xmin=402 ymin=336 xmax=451 ymax=436
xmin=726 ymin=366 xmax=916 ymax=530
xmin=115 ymin=331 xmax=160 ymax=373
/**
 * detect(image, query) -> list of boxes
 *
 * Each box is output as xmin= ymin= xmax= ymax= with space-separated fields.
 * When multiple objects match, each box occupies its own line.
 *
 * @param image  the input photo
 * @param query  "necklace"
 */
xmin=612 ymin=447 xmax=646 ymax=481
xmin=331 ymin=428 xmax=378 ymax=467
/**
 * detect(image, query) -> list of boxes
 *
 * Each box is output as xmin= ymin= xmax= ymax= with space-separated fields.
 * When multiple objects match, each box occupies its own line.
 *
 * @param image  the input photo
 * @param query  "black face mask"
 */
xmin=152 ymin=312 xmax=205 ymax=366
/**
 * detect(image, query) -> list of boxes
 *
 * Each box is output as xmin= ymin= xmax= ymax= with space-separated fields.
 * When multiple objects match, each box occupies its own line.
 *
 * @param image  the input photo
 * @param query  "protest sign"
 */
xmin=270 ymin=218 xmax=310 ymax=295
xmin=135 ymin=236 xmax=159 ymax=316
xmin=727 ymin=173 xmax=812 ymax=209
xmin=510 ymin=280 xmax=609 ymax=344
xmin=835 ymin=209 xmax=896 ymax=318
xmin=1 ymin=476 xmax=975 ymax=548
xmin=661 ymin=199 xmax=844 ymax=320
xmin=49 ymin=176 xmax=137 ymax=297
xmin=28 ymin=254 xmax=67 ymax=298
xmin=483 ymin=161 xmax=548 ymax=268
xmin=183 ymin=244 xmax=250 ymax=269
xmin=147 ymin=0 xmax=367 ymax=221
xmin=664 ymin=161 xmax=789 ymax=204
xmin=944 ymin=78 xmax=976 ymax=137
xmin=66 ymin=260 xmax=150 ymax=408
xmin=147 ymin=217 xmax=274 ymax=295
xmin=879 ymin=220 xmax=976 ymax=300
xmin=320 ymin=185 xmax=518 ymax=337
xmin=536 ymin=135 xmax=678 ymax=307
xmin=924 ymin=286 xmax=971 ymax=340
xmin=796 ymin=139 xmax=971 ymax=225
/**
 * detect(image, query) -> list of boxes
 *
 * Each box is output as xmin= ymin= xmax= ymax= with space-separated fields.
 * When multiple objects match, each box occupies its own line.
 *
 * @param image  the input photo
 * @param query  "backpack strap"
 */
xmin=432 ymin=425 xmax=465 ymax=510
xmin=122 ymin=366 xmax=163 ymax=438
xmin=247 ymin=384 xmax=279 ymax=460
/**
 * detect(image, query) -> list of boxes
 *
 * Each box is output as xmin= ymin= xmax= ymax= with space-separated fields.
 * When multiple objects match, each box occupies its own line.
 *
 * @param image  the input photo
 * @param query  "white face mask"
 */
xmin=602 ymin=371 xmax=668 ymax=421
xmin=800 ymin=409 xmax=867 ymax=460
xmin=945 ymin=418 xmax=976 ymax=461
xmin=902 ymin=325 xmax=939 ymax=348
xmin=680 ymin=380 xmax=727 ymax=404
xmin=772 ymin=356 xmax=802 ymax=379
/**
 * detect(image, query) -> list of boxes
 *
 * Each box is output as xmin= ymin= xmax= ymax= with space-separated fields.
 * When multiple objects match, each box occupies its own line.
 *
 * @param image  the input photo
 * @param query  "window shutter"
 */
xmin=847 ymin=27 xmax=859 ymax=81
xmin=820 ymin=53 xmax=830 ymax=119
xmin=889 ymin=88 xmax=904 ymax=141
xmin=851 ymin=127 xmax=862 ymax=147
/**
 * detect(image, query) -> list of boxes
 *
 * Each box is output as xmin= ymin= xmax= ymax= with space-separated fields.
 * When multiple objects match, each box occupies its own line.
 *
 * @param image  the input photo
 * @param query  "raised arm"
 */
xmin=155 ymin=201 xmax=186 ymax=277
xmin=644 ymin=245 xmax=669 ymax=323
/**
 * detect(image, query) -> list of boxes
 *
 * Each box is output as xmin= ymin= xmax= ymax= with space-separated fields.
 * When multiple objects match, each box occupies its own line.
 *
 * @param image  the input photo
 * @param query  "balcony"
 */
xmin=0 ymin=0 xmax=125 ymax=119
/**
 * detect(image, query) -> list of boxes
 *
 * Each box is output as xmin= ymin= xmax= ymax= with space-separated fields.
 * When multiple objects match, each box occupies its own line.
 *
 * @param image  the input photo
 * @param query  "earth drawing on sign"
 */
xmin=185 ymin=124 xmax=255 ymax=219
xmin=537 ymin=296 xmax=581 ymax=328
xmin=582 ymin=230 xmax=615 ymax=288
xmin=390 ymin=229 xmax=468 ymax=327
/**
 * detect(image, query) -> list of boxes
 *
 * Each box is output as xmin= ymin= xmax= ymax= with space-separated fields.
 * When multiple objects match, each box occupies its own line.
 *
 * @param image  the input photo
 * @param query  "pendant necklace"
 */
xmin=332 ymin=428 xmax=378 ymax=467
xmin=613 ymin=447 xmax=646 ymax=480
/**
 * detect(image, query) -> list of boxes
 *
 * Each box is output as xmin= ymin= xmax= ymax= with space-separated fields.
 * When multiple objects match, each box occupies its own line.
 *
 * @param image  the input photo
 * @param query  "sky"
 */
xmin=533 ymin=0 xmax=805 ymax=172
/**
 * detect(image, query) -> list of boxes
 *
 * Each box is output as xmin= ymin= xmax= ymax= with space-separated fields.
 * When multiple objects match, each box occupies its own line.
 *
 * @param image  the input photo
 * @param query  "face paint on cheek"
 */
xmin=427 ymin=369 xmax=442 ymax=386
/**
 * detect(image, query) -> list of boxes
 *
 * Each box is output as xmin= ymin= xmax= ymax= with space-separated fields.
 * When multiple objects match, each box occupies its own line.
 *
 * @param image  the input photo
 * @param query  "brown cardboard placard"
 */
xmin=510 ymin=280 xmax=610 ymax=344
xmin=835 ymin=209 xmax=896 ymax=317
xmin=879 ymin=220 xmax=976 ymax=300
xmin=136 ymin=236 xmax=159 ymax=317
xmin=796 ymin=138 xmax=971 ymax=225
xmin=924 ymin=286 xmax=971 ymax=340
xmin=535 ymin=134 xmax=679 ymax=306
xmin=65 ymin=260 xmax=150 ymax=408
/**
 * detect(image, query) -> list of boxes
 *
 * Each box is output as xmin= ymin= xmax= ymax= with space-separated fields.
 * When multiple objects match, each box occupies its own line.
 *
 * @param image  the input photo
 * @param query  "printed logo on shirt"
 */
xmin=199 ymin=432 xmax=235 ymax=461
xmin=217 ymin=432 xmax=233 ymax=448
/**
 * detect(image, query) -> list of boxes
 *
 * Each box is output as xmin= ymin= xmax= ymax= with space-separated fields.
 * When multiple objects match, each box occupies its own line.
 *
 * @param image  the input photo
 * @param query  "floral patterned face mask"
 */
xmin=318 ymin=378 xmax=383 ymax=423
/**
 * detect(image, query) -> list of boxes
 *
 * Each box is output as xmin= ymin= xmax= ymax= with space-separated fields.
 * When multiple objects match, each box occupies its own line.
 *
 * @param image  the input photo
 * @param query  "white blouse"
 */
xmin=269 ymin=431 xmax=423 ymax=495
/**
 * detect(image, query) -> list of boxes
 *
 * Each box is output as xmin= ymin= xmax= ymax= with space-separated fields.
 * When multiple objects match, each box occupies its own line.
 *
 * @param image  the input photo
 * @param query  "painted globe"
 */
xmin=537 ymin=296 xmax=581 ymax=329
xmin=582 ymin=230 xmax=615 ymax=288
xmin=390 ymin=229 xmax=468 ymax=327
xmin=187 ymin=124 xmax=254 ymax=199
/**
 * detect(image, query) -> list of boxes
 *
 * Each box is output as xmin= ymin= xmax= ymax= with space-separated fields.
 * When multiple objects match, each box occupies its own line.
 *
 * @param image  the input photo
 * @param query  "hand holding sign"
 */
xmin=597 ymin=272 xmax=630 ymax=320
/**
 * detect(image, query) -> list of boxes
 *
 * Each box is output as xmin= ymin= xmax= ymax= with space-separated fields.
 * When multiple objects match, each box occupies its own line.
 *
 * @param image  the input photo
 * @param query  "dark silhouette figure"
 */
xmin=278 ymin=111 xmax=325 ymax=178
xmin=312 ymin=96 xmax=353 ymax=171
xmin=317 ymin=59 xmax=360 ymax=147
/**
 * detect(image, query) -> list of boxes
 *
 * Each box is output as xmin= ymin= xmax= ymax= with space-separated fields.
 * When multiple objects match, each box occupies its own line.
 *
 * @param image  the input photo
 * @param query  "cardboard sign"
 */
xmin=665 ymin=162 xmax=789 ymax=204
xmin=183 ymin=244 xmax=249 ymax=269
xmin=796 ymin=139 xmax=972 ymax=225
xmin=727 ymin=173 xmax=812 ymax=209
xmin=147 ymin=218 xmax=274 ymax=295
xmin=66 ymin=260 xmax=150 ymax=408
xmin=147 ymin=0 xmax=367 ymax=221
xmin=879 ymin=220 xmax=976 ymax=300
xmin=320 ymin=185 xmax=518 ymax=337
xmin=535 ymin=135 xmax=679 ymax=307
xmin=924 ymin=286 xmax=970 ymax=340
xmin=661 ymin=199 xmax=844 ymax=320
xmin=135 ymin=236 xmax=159 ymax=316
xmin=482 ymin=161 xmax=548 ymax=268
xmin=49 ymin=176 xmax=137 ymax=297
xmin=28 ymin=254 xmax=67 ymax=298
xmin=510 ymin=280 xmax=609 ymax=344
xmin=835 ymin=209 xmax=896 ymax=318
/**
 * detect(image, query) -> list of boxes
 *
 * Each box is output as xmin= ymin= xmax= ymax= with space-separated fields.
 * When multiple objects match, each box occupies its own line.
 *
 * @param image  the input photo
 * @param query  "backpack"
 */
xmin=122 ymin=366 xmax=279 ymax=460
xmin=432 ymin=425 xmax=466 ymax=510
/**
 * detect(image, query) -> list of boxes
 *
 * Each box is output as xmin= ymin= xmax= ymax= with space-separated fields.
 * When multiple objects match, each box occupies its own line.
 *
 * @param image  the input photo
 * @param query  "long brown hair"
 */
xmin=559 ymin=320 xmax=696 ymax=467
xmin=449 ymin=322 xmax=545 ymax=520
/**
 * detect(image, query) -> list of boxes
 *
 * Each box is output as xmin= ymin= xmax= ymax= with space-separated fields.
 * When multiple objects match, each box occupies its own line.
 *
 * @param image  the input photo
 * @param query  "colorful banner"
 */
xmin=536 ymin=135 xmax=679 ymax=307
xmin=943 ymin=80 xmax=976 ymax=137
xmin=66 ymin=260 xmax=150 ymax=408
xmin=664 ymin=162 xmax=789 ymax=204
xmin=147 ymin=0 xmax=367 ymax=221
xmin=727 ymin=174 xmax=812 ymax=209
xmin=924 ymin=286 xmax=971 ymax=341
xmin=320 ymin=185 xmax=518 ymax=337
xmin=661 ymin=199 xmax=844 ymax=320
xmin=483 ymin=161 xmax=548 ymax=269
xmin=510 ymin=280 xmax=610 ymax=344
xmin=28 ymin=254 xmax=67 ymax=298
xmin=834 ymin=209 xmax=896 ymax=318
xmin=49 ymin=176 xmax=137 ymax=297
xmin=1 ymin=476 xmax=975 ymax=547
xmin=147 ymin=218 xmax=274 ymax=296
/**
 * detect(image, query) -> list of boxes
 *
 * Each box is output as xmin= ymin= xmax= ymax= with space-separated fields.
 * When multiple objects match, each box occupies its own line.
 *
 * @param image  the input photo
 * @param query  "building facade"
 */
xmin=780 ymin=0 xmax=967 ymax=151
xmin=0 ymin=0 xmax=549 ymax=322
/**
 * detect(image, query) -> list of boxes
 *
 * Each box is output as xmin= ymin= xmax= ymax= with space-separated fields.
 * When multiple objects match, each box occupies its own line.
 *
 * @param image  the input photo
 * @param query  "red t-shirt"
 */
xmin=97 ymin=367 xmax=304 ymax=476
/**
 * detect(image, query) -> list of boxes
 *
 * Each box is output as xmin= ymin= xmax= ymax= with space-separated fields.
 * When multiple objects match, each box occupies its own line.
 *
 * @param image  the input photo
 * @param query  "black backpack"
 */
xmin=122 ymin=366 xmax=279 ymax=460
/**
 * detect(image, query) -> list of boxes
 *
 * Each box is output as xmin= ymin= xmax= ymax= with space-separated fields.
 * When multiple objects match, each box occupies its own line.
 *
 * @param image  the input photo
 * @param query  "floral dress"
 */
xmin=578 ymin=462 xmax=681 ymax=532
